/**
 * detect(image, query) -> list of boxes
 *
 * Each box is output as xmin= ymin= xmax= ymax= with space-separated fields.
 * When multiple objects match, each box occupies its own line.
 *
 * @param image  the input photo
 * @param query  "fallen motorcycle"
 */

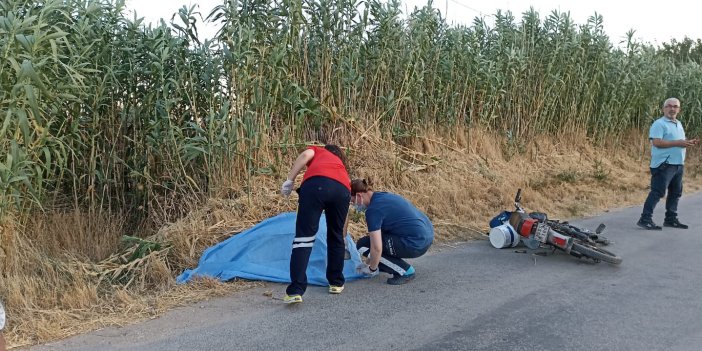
xmin=505 ymin=189 xmax=622 ymax=265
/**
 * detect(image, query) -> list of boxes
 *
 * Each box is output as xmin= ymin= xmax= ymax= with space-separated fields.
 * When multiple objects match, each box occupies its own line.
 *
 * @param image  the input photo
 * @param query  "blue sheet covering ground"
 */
xmin=177 ymin=212 xmax=366 ymax=285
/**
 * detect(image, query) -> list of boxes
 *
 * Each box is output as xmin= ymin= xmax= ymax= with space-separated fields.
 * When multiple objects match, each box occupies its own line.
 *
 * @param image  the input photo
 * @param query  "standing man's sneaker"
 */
xmin=637 ymin=219 xmax=662 ymax=230
xmin=663 ymin=218 xmax=688 ymax=229
xmin=387 ymin=273 xmax=415 ymax=285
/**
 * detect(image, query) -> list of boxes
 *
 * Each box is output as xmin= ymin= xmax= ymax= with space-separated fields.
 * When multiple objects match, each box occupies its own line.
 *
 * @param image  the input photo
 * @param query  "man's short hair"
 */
xmin=663 ymin=97 xmax=680 ymax=108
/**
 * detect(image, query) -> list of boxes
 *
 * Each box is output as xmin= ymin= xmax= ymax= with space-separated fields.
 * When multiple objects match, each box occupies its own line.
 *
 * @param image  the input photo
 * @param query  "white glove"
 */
xmin=356 ymin=263 xmax=379 ymax=277
xmin=281 ymin=179 xmax=294 ymax=197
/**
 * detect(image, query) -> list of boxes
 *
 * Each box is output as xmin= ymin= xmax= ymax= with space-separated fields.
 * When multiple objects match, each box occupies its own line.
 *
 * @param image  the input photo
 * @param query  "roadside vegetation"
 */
xmin=1 ymin=0 xmax=701 ymax=347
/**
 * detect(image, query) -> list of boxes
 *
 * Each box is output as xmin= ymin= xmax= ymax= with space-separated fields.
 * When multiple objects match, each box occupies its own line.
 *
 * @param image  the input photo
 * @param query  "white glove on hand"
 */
xmin=356 ymin=263 xmax=379 ymax=277
xmin=281 ymin=179 xmax=294 ymax=197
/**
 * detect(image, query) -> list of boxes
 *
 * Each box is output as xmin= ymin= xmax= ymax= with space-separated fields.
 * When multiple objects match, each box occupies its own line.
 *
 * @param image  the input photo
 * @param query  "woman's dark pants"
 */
xmin=286 ymin=177 xmax=350 ymax=296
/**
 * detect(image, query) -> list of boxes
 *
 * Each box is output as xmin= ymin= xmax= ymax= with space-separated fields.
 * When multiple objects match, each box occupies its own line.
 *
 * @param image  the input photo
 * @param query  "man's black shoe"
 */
xmin=637 ymin=219 xmax=662 ymax=230
xmin=663 ymin=218 xmax=688 ymax=229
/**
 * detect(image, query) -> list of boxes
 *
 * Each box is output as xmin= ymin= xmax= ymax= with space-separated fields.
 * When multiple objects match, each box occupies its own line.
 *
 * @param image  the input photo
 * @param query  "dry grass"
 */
xmin=1 ymin=127 xmax=701 ymax=349
xmin=2 ymin=277 xmax=258 ymax=349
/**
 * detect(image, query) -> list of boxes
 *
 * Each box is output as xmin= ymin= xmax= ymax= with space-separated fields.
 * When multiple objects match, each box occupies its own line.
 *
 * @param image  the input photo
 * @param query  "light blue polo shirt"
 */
xmin=649 ymin=116 xmax=686 ymax=167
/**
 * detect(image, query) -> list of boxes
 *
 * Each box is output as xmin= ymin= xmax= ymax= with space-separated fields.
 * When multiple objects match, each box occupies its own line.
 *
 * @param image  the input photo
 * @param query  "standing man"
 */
xmin=637 ymin=97 xmax=699 ymax=230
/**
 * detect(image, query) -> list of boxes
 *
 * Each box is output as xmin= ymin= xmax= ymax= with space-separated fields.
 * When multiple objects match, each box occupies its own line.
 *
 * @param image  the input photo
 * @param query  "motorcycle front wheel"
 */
xmin=571 ymin=242 xmax=622 ymax=265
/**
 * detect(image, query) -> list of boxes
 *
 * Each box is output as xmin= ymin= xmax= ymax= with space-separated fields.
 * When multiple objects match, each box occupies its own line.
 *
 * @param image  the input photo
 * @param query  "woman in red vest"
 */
xmin=280 ymin=144 xmax=351 ymax=303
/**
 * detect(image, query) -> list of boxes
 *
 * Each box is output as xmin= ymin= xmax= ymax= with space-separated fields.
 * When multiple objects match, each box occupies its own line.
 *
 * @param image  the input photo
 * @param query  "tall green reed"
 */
xmin=1 ymin=0 xmax=701 ymax=229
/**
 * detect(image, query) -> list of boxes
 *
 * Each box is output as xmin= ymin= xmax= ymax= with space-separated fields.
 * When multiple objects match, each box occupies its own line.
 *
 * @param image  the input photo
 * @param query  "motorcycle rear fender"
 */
xmin=547 ymin=229 xmax=573 ymax=253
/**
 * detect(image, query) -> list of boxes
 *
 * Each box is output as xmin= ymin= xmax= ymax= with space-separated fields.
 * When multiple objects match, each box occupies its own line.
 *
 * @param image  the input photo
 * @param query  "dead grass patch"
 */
xmin=2 ymin=127 xmax=702 ymax=348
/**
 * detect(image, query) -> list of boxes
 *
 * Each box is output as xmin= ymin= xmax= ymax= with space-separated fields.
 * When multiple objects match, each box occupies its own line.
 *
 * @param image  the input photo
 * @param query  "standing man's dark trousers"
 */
xmin=641 ymin=163 xmax=684 ymax=222
xmin=287 ymin=176 xmax=350 ymax=296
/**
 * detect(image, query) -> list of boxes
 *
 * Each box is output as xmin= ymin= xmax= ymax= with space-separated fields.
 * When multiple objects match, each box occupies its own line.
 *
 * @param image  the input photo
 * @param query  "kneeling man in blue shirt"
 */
xmin=352 ymin=178 xmax=434 ymax=285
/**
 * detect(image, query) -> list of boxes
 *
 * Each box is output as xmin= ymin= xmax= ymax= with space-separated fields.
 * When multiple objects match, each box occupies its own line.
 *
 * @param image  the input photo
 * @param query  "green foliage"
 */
xmin=121 ymin=235 xmax=163 ymax=261
xmin=592 ymin=159 xmax=610 ymax=182
xmin=1 ymin=0 xmax=702 ymax=229
xmin=659 ymin=37 xmax=702 ymax=65
xmin=349 ymin=209 xmax=365 ymax=223
xmin=556 ymin=169 xmax=579 ymax=183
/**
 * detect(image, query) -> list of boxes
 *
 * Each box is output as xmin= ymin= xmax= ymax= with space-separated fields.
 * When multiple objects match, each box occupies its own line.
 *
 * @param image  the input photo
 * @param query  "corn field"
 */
xmin=1 ymin=0 xmax=702 ymax=259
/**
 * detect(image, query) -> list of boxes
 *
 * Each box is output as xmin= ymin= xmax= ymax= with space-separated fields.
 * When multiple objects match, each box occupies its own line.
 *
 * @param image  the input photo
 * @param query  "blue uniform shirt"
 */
xmin=365 ymin=192 xmax=434 ymax=249
xmin=649 ymin=116 xmax=687 ymax=167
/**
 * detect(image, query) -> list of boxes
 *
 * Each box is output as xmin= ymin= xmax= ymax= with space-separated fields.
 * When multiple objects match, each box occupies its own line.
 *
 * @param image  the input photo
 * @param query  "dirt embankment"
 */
xmin=3 ymin=128 xmax=701 ymax=348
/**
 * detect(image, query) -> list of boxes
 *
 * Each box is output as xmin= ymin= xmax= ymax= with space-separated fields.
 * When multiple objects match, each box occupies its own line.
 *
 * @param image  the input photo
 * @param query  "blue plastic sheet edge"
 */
xmin=176 ymin=212 xmax=367 ymax=286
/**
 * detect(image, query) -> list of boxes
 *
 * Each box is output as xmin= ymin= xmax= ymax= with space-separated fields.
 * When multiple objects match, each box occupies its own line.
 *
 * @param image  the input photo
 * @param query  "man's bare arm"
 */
xmin=651 ymin=138 xmax=698 ymax=148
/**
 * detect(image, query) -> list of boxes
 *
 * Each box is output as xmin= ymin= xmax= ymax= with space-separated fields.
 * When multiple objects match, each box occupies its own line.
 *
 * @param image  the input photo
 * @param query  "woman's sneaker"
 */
xmin=283 ymin=294 xmax=303 ymax=304
xmin=328 ymin=285 xmax=344 ymax=294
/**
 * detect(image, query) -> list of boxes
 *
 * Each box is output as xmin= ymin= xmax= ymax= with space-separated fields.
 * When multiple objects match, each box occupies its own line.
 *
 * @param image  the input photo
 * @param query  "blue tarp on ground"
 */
xmin=177 ymin=212 xmax=366 ymax=285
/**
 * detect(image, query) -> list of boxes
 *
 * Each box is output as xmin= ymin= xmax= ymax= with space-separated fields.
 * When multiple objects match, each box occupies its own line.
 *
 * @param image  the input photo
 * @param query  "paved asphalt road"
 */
xmin=30 ymin=193 xmax=702 ymax=351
